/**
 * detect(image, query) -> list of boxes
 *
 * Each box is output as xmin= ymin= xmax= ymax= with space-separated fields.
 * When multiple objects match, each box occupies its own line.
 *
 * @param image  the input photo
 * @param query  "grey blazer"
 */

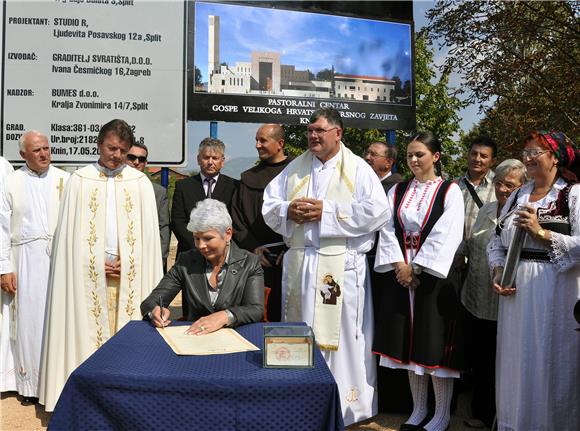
xmin=141 ymin=242 xmax=264 ymax=325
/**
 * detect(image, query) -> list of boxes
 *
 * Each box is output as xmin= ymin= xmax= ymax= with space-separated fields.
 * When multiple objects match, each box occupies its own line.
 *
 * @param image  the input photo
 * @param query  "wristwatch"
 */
xmin=536 ymin=228 xmax=546 ymax=239
xmin=412 ymin=264 xmax=422 ymax=275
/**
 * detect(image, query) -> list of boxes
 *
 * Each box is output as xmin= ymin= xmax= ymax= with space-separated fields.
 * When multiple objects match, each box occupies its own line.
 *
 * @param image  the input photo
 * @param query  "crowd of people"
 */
xmin=0 ymin=110 xmax=578 ymax=431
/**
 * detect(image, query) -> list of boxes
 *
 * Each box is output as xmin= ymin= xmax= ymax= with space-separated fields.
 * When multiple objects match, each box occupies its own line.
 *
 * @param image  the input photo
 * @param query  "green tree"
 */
xmin=316 ymin=68 xmax=334 ymax=81
xmin=427 ymin=0 xmax=579 ymax=150
xmin=194 ymin=66 xmax=202 ymax=86
xmin=410 ymin=31 xmax=465 ymax=178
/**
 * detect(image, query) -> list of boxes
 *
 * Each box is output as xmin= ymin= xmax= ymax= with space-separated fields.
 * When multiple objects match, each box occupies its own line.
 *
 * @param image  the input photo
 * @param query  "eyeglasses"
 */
xmin=521 ymin=149 xmax=548 ymax=159
xmin=304 ymin=127 xmax=338 ymax=138
xmin=127 ymin=154 xmax=147 ymax=163
xmin=494 ymin=180 xmax=518 ymax=192
xmin=365 ymin=151 xmax=387 ymax=159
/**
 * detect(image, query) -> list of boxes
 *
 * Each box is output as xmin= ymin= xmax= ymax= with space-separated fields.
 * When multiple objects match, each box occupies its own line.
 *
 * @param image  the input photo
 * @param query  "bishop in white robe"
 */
xmin=262 ymin=109 xmax=388 ymax=426
xmin=38 ymin=120 xmax=163 ymax=411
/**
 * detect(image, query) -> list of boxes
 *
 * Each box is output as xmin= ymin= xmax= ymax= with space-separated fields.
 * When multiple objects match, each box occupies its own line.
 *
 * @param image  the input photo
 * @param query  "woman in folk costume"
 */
xmin=373 ymin=132 xmax=464 ymax=431
xmin=488 ymin=131 xmax=580 ymax=431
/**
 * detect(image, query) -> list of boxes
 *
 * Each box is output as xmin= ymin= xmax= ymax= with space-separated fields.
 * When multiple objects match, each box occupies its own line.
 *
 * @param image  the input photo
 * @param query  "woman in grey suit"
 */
xmin=141 ymin=199 xmax=264 ymax=334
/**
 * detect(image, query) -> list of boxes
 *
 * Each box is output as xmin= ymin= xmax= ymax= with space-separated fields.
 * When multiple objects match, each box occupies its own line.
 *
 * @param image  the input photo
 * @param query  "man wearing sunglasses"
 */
xmin=126 ymin=143 xmax=170 ymax=272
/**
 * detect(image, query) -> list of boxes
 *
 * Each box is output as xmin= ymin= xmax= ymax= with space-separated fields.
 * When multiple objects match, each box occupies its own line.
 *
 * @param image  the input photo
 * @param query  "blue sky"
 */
xmin=194 ymin=1 xmax=412 ymax=83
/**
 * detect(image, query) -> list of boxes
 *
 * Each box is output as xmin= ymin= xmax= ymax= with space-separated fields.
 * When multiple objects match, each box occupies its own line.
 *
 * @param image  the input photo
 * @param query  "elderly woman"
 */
xmin=141 ymin=199 xmax=263 ymax=334
xmin=488 ymin=131 xmax=580 ymax=431
xmin=461 ymin=159 xmax=527 ymax=429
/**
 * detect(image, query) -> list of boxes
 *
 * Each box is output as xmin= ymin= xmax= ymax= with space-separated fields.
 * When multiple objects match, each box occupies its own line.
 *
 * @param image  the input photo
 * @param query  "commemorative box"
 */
xmin=263 ymin=325 xmax=314 ymax=368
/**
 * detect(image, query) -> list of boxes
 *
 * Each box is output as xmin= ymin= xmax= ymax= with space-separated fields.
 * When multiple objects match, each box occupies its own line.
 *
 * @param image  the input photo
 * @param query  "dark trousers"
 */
xmin=465 ymin=310 xmax=497 ymax=427
xmin=264 ymin=265 xmax=283 ymax=322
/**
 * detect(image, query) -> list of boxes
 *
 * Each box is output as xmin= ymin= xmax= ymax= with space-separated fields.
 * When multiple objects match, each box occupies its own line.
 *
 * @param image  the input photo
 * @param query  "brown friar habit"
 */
xmin=373 ymin=180 xmax=464 ymax=371
xmin=231 ymin=157 xmax=292 ymax=321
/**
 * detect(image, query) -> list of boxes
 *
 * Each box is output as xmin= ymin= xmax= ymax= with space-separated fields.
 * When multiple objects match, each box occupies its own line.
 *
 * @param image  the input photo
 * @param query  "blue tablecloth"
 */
xmin=49 ymin=321 xmax=344 ymax=431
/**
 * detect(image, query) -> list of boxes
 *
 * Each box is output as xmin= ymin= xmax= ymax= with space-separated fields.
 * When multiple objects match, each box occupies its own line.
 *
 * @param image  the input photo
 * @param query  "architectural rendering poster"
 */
xmin=190 ymin=1 xmax=415 ymax=130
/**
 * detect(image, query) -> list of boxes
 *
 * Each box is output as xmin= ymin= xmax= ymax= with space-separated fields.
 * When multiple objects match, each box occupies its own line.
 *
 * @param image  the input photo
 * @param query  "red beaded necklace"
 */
xmin=404 ymin=178 xmax=440 ymax=212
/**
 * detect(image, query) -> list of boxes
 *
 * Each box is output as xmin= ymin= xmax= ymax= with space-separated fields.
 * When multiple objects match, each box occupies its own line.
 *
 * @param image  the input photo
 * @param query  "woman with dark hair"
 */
xmin=373 ymin=132 xmax=464 ymax=431
xmin=488 ymin=131 xmax=580 ymax=431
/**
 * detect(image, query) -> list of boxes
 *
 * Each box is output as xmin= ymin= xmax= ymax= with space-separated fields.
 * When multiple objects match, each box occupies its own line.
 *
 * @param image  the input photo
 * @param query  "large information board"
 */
xmin=1 ymin=0 xmax=187 ymax=165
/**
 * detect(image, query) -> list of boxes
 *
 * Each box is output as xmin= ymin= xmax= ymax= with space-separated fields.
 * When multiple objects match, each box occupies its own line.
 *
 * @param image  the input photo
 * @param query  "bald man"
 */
xmin=231 ymin=124 xmax=292 ymax=322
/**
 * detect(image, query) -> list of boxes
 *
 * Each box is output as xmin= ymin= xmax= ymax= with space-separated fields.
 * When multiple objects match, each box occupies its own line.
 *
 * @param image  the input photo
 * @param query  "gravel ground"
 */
xmin=1 ymin=388 xmax=483 ymax=431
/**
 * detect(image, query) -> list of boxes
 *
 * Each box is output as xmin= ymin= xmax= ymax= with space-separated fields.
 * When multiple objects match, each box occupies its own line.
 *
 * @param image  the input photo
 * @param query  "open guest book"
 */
xmin=157 ymin=326 xmax=259 ymax=355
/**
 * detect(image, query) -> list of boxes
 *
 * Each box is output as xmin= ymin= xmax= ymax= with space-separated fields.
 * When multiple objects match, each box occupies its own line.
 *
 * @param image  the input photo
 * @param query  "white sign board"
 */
xmin=1 ymin=0 xmax=186 ymax=165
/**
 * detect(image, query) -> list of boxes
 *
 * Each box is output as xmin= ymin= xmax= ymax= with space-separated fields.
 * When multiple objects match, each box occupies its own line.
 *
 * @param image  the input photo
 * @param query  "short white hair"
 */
xmin=187 ymin=199 xmax=232 ymax=235
xmin=19 ymin=130 xmax=47 ymax=151
xmin=494 ymin=159 xmax=528 ymax=185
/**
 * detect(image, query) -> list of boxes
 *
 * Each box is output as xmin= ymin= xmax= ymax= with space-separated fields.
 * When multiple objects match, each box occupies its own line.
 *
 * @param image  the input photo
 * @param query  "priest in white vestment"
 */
xmin=262 ymin=108 xmax=388 ymax=426
xmin=39 ymin=119 xmax=163 ymax=412
xmin=0 ymin=131 xmax=69 ymax=402
xmin=0 ymin=155 xmax=14 ymax=393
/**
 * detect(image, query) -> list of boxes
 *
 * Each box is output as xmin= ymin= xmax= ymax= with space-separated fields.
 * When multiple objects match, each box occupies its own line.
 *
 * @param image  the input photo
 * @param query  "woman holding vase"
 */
xmin=488 ymin=131 xmax=580 ymax=431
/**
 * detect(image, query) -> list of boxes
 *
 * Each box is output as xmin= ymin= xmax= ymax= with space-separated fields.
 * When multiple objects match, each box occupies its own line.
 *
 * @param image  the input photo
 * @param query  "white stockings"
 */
xmin=423 ymin=376 xmax=453 ymax=431
xmin=406 ymin=372 xmax=453 ymax=431
xmin=406 ymin=371 xmax=429 ymax=425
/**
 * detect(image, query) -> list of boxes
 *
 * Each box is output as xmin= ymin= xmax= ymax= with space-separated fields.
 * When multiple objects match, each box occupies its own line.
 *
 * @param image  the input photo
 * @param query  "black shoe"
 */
xmin=416 ymin=425 xmax=450 ymax=431
xmin=21 ymin=396 xmax=38 ymax=406
xmin=400 ymin=416 xmax=431 ymax=431
xmin=464 ymin=418 xmax=486 ymax=429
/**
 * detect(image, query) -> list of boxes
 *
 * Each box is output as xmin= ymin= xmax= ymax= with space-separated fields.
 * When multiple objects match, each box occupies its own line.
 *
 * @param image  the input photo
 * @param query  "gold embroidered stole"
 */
xmin=285 ymin=143 xmax=357 ymax=350
xmin=83 ymin=171 xmax=144 ymax=348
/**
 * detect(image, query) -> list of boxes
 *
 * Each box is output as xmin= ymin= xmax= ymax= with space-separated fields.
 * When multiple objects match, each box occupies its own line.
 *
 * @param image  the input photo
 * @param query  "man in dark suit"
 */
xmin=171 ymin=138 xmax=237 ymax=317
xmin=126 ymin=143 xmax=170 ymax=271
xmin=171 ymin=137 xmax=237 ymax=257
xmin=364 ymin=141 xmax=402 ymax=193
xmin=364 ymin=140 xmax=409 ymax=415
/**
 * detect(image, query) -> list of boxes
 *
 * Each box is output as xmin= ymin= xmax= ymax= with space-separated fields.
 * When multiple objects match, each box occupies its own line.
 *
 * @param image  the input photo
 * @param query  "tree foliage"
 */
xmin=410 ymin=31 xmax=465 ymax=178
xmin=316 ymin=68 xmax=334 ymax=81
xmin=283 ymin=31 xmax=464 ymax=178
xmin=194 ymin=66 xmax=202 ymax=86
xmin=427 ymin=0 xmax=580 ymax=156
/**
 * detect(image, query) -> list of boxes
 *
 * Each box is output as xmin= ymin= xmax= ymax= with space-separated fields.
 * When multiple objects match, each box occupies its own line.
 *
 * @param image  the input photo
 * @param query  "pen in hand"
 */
xmin=159 ymin=296 xmax=165 ymax=329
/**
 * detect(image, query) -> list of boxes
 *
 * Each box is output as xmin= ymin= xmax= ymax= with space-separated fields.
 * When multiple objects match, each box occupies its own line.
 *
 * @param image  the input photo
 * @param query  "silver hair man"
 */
xmin=187 ymin=198 xmax=232 ymax=235
xmin=198 ymin=137 xmax=226 ymax=155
